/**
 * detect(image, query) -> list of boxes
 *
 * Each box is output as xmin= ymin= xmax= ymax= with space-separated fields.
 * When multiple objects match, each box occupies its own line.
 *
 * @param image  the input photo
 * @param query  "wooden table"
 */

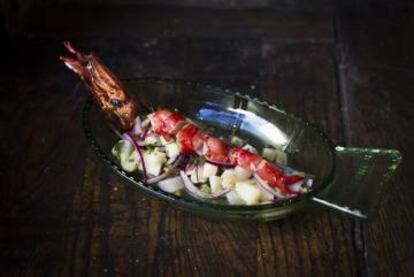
xmin=1 ymin=4 xmax=413 ymax=276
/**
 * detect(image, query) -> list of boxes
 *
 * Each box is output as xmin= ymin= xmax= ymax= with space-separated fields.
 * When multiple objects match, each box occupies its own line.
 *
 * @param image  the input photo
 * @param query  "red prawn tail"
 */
xmin=60 ymin=41 xmax=138 ymax=131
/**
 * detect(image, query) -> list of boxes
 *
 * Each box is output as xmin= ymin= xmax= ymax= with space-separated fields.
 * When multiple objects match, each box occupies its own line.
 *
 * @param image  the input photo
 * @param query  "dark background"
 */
xmin=1 ymin=1 xmax=413 ymax=276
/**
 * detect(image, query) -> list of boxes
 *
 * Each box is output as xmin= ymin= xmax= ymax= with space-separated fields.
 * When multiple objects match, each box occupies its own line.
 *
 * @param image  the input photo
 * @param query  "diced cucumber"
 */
xmin=112 ymin=140 xmax=132 ymax=162
xmin=225 ymin=190 xmax=245 ymax=205
xmin=122 ymin=152 xmax=139 ymax=172
xmin=209 ymin=175 xmax=223 ymax=193
xmin=144 ymin=134 xmax=158 ymax=145
xmin=157 ymin=176 xmax=184 ymax=193
xmin=259 ymin=188 xmax=274 ymax=202
xmin=140 ymin=150 xmax=167 ymax=176
xmin=202 ymin=163 xmax=218 ymax=179
xmin=165 ymin=142 xmax=179 ymax=158
xmin=188 ymin=166 xmax=207 ymax=183
xmin=160 ymin=136 xmax=173 ymax=146
xmin=141 ymin=118 xmax=151 ymax=128
xmin=111 ymin=140 xmax=139 ymax=172
xmin=147 ymin=113 xmax=155 ymax=123
xmin=221 ymin=169 xmax=237 ymax=189
xmin=235 ymin=166 xmax=252 ymax=181
xmin=262 ymin=147 xmax=287 ymax=165
xmin=235 ymin=181 xmax=262 ymax=205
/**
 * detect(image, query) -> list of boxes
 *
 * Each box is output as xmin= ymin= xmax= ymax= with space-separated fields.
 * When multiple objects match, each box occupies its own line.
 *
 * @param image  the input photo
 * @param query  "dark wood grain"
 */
xmin=336 ymin=3 xmax=414 ymax=69
xmin=336 ymin=6 xmax=414 ymax=276
xmin=259 ymin=41 xmax=359 ymax=276
xmin=0 ymin=43 xmax=89 ymax=276
xmin=1 ymin=3 xmax=413 ymax=277
xmin=343 ymin=66 xmax=414 ymax=277
xmin=10 ymin=5 xmax=333 ymax=43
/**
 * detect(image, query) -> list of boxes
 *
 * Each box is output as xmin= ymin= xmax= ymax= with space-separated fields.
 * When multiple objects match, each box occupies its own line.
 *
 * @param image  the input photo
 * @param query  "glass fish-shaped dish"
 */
xmin=82 ymin=78 xmax=402 ymax=221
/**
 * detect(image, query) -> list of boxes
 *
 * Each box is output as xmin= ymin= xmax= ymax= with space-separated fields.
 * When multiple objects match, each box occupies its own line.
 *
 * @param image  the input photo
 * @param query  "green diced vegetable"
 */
xmin=200 ymin=183 xmax=211 ymax=193
xmin=111 ymin=140 xmax=139 ymax=172
xmin=141 ymin=150 xmax=167 ymax=176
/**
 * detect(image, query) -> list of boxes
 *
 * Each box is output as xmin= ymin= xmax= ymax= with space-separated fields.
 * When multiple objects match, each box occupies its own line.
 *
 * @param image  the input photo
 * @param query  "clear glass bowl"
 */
xmin=82 ymin=79 xmax=402 ymax=221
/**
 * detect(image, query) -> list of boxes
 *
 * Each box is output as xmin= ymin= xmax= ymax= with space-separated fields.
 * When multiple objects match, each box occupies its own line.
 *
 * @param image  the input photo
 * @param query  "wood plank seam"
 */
xmin=333 ymin=14 xmax=368 ymax=277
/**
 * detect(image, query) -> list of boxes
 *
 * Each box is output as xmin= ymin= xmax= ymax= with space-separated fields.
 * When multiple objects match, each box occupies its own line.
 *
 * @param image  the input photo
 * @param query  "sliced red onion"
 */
xmin=256 ymin=187 xmax=275 ymax=202
xmin=157 ymin=176 xmax=185 ymax=193
xmin=285 ymin=175 xmax=314 ymax=192
xmin=180 ymin=171 xmax=230 ymax=200
xmin=146 ymin=171 xmax=173 ymax=184
xmin=131 ymin=116 xmax=142 ymax=136
xmin=140 ymin=126 xmax=150 ymax=140
xmin=205 ymin=159 xmax=235 ymax=169
xmin=123 ymin=133 xmax=148 ymax=182
xmin=146 ymin=155 xmax=183 ymax=184
xmin=253 ymin=174 xmax=299 ymax=199
xmin=304 ymin=177 xmax=314 ymax=188
xmin=184 ymin=162 xmax=195 ymax=173
xmin=180 ymin=155 xmax=191 ymax=171
xmin=166 ymin=154 xmax=179 ymax=165
xmin=183 ymin=160 xmax=206 ymax=182
xmin=254 ymin=175 xmax=280 ymax=198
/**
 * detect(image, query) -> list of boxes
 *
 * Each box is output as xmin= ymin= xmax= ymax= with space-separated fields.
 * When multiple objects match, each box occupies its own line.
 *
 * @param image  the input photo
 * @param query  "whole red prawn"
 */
xmin=60 ymin=42 xmax=302 ymax=195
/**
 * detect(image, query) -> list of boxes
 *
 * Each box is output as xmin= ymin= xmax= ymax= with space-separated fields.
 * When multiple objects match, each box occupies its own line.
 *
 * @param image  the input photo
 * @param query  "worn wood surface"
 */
xmin=336 ymin=5 xmax=414 ymax=276
xmin=0 ymin=4 xmax=413 ymax=277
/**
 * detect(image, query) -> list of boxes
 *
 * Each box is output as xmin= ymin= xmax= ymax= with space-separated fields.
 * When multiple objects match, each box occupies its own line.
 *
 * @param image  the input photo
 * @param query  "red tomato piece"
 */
xmin=230 ymin=147 xmax=262 ymax=169
xmin=256 ymin=161 xmax=281 ymax=184
xmin=176 ymin=123 xmax=201 ymax=153
xmin=255 ymin=160 xmax=291 ymax=193
xmin=205 ymin=136 xmax=230 ymax=163
xmin=165 ymin=113 xmax=185 ymax=133
xmin=283 ymin=175 xmax=304 ymax=185
xmin=152 ymin=109 xmax=185 ymax=139
xmin=192 ymin=129 xmax=207 ymax=152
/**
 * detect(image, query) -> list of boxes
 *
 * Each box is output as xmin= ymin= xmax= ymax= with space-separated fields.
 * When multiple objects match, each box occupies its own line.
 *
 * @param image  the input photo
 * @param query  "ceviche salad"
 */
xmin=111 ymin=112 xmax=313 ymax=205
xmin=60 ymin=41 xmax=314 ymax=206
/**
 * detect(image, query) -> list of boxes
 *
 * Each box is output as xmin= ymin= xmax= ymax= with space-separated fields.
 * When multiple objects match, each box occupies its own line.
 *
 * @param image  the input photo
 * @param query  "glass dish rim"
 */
xmin=82 ymin=77 xmax=337 ymax=212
